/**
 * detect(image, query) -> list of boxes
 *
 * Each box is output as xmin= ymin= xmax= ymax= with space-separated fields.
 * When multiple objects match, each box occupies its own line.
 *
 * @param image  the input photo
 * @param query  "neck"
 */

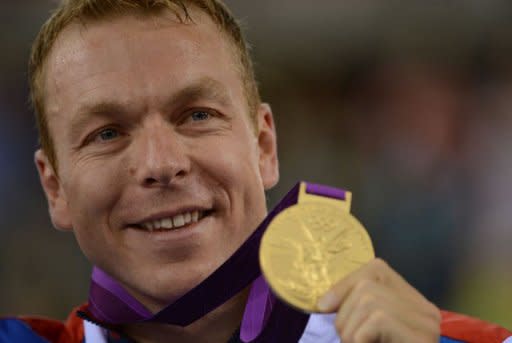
xmin=121 ymin=287 xmax=249 ymax=343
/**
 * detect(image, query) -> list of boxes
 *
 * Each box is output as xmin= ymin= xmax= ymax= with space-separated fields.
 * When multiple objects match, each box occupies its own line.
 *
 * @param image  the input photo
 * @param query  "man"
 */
xmin=0 ymin=0 xmax=510 ymax=342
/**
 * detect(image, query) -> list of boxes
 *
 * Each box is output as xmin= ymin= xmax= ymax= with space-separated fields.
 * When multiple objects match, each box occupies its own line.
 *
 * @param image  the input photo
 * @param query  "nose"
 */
xmin=131 ymin=120 xmax=190 ymax=188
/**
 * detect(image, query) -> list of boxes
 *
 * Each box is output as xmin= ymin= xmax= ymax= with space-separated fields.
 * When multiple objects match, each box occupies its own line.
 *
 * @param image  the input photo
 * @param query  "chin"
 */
xmin=140 ymin=258 xmax=220 ymax=307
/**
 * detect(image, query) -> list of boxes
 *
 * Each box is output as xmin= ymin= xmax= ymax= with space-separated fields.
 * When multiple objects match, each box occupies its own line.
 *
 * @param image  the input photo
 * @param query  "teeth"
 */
xmin=192 ymin=211 xmax=199 ymax=222
xmin=139 ymin=210 xmax=204 ymax=231
xmin=173 ymin=214 xmax=185 ymax=228
xmin=154 ymin=220 xmax=161 ymax=230
xmin=161 ymin=218 xmax=173 ymax=229
xmin=142 ymin=222 xmax=154 ymax=231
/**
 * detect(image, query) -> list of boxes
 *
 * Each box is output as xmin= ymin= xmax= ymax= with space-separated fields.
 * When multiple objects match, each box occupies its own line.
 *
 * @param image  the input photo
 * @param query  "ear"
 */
xmin=34 ymin=149 xmax=73 ymax=231
xmin=256 ymin=103 xmax=279 ymax=190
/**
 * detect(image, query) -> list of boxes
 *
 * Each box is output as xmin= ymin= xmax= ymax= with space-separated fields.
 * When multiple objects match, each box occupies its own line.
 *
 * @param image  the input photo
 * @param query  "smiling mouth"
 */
xmin=131 ymin=210 xmax=214 ymax=232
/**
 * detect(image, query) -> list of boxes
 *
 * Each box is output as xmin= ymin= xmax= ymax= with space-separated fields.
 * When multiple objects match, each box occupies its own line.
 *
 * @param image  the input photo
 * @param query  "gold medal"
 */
xmin=259 ymin=183 xmax=374 ymax=312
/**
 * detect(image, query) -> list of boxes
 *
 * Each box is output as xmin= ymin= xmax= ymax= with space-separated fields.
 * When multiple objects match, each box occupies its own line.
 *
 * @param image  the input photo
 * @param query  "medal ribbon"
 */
xmin=87 ymin=182 xmax=347 ymax=342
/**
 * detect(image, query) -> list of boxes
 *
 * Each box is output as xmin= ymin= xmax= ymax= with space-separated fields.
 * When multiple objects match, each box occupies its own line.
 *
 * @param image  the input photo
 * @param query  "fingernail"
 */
xmin=317 ymin=291 xmax=336 ymax=311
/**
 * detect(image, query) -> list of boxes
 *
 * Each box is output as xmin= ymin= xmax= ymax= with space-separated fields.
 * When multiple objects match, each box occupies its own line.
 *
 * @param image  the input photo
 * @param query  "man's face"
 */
xmin=36 ymin=10 xmax=278 ymax=311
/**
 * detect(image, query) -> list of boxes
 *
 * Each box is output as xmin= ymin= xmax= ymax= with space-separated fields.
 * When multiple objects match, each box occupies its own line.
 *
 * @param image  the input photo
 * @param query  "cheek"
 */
xmin=64 ymin=169 xmax=125 ymax=266
xmin=63 ymin=157 xmax=124 ymax=235
xmin=196 ymin=132 xmax=267 ymax=223
xmin=196 ymin=132 xmax=260 ymax=187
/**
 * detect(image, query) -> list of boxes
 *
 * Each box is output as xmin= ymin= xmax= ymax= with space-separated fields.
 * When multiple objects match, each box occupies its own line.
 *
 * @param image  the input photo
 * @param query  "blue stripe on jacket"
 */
xmin=440 ymin=336 xmax=465 ymax=343
xmin=0 ymin=319 xmax=50 ymax=343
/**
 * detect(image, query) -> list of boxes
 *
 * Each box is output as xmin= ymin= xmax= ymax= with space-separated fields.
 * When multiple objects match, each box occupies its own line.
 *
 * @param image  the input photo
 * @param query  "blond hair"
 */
xmin=29 ymin=0 xmax=260 ymax=169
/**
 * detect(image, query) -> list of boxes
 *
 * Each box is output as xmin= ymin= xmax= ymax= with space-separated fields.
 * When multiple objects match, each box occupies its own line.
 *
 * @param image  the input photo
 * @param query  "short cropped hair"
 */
xmin=29 ymin=0 xmax=260 ymax=169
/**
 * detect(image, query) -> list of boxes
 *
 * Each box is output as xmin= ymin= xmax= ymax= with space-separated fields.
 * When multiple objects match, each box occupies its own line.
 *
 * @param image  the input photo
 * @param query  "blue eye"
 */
xmin=190 ymin=111 xmax=210 ymax=121
xmin=98 ymin=128 xmax=119 ymax=141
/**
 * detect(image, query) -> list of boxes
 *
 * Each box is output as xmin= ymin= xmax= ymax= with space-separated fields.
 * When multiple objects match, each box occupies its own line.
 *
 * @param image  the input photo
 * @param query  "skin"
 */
xmin=35 ymin=7 xmax=440 ymax=343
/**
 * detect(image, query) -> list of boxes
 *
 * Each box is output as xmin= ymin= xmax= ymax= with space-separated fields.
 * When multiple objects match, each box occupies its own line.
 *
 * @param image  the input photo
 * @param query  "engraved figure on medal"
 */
xmin=260 ymin=202 xmax=374 ymax=313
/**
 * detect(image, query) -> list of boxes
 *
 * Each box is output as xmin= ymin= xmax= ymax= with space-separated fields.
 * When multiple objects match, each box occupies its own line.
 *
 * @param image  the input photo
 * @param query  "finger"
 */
xmin=337 ymin=294 xmax=377 ymax=342
xmin=351 ymin=311 xmax=408 ymax=343
xmin=352 ymin=311 xmax=439 ymax=343
xmin=317 ymin=260 xmax=373 ymax=312
xmin=358 ymin=258 xmax=429 ymax=305
xmin=334 ymin=278 xmax=440 ymax=336
xmin=335 ymin=279 xmax=383 ymax=333
xmin=317 ymin=258 xmax=432 ymax=313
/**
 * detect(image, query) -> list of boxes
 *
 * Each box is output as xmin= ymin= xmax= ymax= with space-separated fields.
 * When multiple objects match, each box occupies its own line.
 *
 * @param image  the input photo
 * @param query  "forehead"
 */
xmin=43 ymin=9 xmax=244 ymax=123
xmin=47 ymin=7 xmax=230 ymax=62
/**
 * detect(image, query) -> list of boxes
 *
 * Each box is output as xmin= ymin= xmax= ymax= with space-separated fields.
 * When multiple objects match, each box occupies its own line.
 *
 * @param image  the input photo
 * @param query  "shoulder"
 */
xmin=0 ymin=306 xmax=86 ymax=343
xmin=440 ymin=310 xmax=512 ymax=343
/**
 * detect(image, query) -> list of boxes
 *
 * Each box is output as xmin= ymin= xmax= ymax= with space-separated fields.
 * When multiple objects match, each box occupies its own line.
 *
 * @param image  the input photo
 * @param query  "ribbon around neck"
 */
xmin=87 ymin=182 xmax=346 ymax=341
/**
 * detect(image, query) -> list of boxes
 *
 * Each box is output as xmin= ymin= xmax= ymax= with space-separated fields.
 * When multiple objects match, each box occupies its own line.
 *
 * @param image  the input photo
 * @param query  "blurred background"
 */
xmin=1 ymin=0 xmax=511 ymax=328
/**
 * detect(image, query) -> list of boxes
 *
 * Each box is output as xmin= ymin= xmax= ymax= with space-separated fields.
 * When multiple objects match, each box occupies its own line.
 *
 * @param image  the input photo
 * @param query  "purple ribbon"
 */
xmin=87 ymin=182 xmax=346 ymax=342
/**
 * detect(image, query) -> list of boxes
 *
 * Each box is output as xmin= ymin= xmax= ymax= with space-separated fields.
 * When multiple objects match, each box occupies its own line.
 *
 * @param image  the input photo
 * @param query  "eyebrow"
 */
xmin=166 ymin=77 xmax=231 ymax=109
xmin=69 ymin=77 xmax=232 ymax=141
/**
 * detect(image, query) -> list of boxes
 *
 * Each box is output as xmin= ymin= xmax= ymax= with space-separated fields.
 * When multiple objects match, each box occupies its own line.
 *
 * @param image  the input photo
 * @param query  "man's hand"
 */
xmin=317 ymin=258 xmax=441 ymax=343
